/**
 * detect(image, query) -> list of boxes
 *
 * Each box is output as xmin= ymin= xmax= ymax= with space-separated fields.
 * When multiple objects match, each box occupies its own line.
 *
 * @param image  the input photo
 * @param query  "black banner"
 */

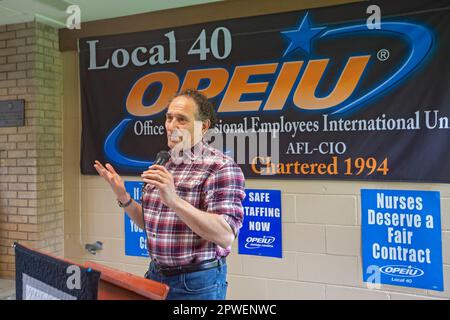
xmin=80 ymin=0 xmax=450 ymax=182
xmin=15 ymin=243 xmax=100 ymax=300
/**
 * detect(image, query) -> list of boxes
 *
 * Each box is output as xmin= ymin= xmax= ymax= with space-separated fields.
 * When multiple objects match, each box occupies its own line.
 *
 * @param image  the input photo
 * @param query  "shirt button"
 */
xmin=152 ymin=233 xmax=156 ymax=238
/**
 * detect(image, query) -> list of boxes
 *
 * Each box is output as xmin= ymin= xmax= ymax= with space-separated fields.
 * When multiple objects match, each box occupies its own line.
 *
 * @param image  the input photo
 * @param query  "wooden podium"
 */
xmin=15 ymin=243 xmax=169 ymax=300
xmin=84 ymin=261 xmax=169 ymax=300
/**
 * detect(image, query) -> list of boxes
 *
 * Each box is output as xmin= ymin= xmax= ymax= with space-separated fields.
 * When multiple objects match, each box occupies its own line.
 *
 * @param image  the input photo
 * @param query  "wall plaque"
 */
xmin=0 ymin=100 xmax=24 ymax=127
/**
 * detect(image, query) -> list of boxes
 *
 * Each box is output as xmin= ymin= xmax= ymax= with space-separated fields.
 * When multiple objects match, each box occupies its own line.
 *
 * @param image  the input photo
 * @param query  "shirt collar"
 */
xmin=169 ymin=140 xmax=207 ymax=162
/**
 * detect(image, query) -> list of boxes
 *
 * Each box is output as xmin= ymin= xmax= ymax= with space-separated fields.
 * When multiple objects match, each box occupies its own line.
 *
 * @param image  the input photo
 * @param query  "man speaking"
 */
xmin=93 ymin=89 xmax=245 ymax=300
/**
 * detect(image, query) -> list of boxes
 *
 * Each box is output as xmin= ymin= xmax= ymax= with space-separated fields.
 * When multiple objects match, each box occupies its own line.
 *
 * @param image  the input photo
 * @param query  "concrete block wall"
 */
xmin=0 ymin=22 xmax=63 ymax=278
xmin=63 ymin=173 xmax=450 ymax=299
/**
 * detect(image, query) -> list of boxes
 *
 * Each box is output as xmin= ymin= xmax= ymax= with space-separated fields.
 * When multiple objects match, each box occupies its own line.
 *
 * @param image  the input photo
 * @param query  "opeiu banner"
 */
xmin=79 ymin=0 xmax=450 ymax=182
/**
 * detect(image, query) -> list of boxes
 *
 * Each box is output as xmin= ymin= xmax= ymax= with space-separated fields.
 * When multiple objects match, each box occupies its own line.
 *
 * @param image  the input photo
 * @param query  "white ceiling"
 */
xmin=0 ymin=0 xmax=222 ymax=28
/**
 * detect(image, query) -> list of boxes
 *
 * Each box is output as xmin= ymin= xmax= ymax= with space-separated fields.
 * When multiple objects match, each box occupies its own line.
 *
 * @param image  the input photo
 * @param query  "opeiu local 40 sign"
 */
xmin=80 ymin=1 xmax=450 ymax=183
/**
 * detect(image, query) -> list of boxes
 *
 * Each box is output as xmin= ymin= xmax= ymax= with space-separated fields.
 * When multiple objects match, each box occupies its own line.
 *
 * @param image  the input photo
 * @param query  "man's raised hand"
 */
xmin=93 ymin=160 xmax=127 ymax=202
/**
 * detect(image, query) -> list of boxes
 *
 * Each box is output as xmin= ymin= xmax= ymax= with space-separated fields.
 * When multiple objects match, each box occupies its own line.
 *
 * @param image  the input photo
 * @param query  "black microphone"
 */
xmin=142 ymin=151 xmax=170 ymax=191
xmin=141 ymin=151 xmax=170 ymax=227
xmin=154 ymin=150 xmax=170 ymax=166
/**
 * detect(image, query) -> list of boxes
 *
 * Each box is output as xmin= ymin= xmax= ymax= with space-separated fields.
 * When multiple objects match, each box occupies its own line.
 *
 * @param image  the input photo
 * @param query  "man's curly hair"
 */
xmin=171 ymin=89 xmax=217 ymax=128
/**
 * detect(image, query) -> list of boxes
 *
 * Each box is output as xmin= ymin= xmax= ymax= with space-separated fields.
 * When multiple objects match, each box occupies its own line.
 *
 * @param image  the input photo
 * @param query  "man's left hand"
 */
xmin=141 ymin=165 xmax=180 ymax=208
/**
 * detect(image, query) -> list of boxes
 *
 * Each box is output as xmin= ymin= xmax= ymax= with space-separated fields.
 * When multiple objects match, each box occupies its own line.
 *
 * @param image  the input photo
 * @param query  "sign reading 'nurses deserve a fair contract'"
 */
xmin=362 ymin=189 xmax=443 ymax=291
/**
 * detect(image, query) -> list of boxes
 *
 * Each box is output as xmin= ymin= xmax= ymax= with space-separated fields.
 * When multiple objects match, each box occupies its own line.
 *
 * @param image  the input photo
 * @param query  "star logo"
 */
xmin=281 ymin=13 xmax=325 ymax=57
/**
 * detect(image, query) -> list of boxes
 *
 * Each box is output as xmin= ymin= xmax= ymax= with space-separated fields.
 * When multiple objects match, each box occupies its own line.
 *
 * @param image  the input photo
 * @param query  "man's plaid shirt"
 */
xmin=142 ymin=141 xmax=245 ymax=267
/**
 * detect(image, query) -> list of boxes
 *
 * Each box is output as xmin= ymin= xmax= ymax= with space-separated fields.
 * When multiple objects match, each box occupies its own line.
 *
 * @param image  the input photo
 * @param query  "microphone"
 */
xmin=141 ymin=151 xmax=170 ymax=227
xmin=142 ymin=151 xmax=170 ymax=191
xmin=154 ymin=150 xmax=170 ymax=166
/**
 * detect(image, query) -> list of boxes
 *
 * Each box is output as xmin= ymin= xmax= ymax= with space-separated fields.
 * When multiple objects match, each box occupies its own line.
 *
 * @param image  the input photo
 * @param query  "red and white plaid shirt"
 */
xmin=142 ymin=141 xmax=245 ymax=267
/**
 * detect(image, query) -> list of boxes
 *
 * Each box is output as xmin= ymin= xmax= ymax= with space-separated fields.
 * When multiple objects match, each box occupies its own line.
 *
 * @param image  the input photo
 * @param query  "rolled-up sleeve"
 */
xmin=204 ymin=162 xmax=246 ymax=237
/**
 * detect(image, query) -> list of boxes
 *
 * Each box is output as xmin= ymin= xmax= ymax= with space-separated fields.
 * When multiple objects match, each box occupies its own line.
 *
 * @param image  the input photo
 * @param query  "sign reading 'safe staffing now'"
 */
xmin=238 ymin=189 xmax=282 ymax=258
xmin=361 ymin=189 xmax=443 ymax=291
xmin=80 ymin=0 xmax=450 ymax=183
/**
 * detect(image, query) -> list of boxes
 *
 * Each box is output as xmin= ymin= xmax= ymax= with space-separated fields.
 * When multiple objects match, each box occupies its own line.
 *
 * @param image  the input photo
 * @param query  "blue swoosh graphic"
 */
xmin=318 ymin=22 xmax=433 ymax=115
xmin=104 ymin=118 xmax=153 ymax=170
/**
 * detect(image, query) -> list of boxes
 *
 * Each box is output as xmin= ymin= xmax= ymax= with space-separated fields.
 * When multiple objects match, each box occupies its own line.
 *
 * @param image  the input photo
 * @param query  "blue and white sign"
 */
xmin=362 ymin=189 xmax=443 ymax=291
xmin=238 ymin=189 xmax=282 ymax=258
xmin=124 ymin=181 xmax=148 ymax=257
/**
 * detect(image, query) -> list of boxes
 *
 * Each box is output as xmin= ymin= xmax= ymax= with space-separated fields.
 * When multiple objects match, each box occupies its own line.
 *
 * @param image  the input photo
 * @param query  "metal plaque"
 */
xmin=0 ymin=100 xmax=25 ymax=127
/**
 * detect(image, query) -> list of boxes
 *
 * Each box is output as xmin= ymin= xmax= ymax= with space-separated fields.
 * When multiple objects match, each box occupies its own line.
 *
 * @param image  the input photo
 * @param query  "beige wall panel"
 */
xmin=284 ymin=223 xmax=326 ymax=253
xmin=326 ymin=226 xmax=361 ymax=256
xmin=80 ymin=213 xmax=124 ymax=238
xmin=266 ymin=279 xmax=325 ymax=300
xmin=442 ymin=198 xmax=450 ymax=230
xmin=443 ymin=232 xmax=450 ymax=264
xmin=84 ymin=188 xmax=123 ymax=214
xmin=389 ymin=293 xmax=444 ymax=300
xmin=64 ymin=208 xmax=80 ymax=235
xmin=325 ymin=285 xmax=389 ymax=300
xmin=297 ymin=253 xmax=359 ymax=286
xmin=121 ymin=263 xmax=149 ymax=277
xmin=296 ymin=195 xmax=357 ymax=225
xmin=227 ymin=275 xmax=267 ymax=300
xmin=282 ymin=194 xmax=296 ymax=223
xmin=228 ymin=242 xmax=244 ymax=275
xmin=241 ymin=252 xmax=298 ymax=280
